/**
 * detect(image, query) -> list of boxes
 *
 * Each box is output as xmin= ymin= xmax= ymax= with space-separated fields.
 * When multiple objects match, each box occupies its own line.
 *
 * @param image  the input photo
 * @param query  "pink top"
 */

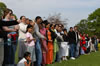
xmin=25 ymin=32 xmax=35 ymax=46
xmin=40 ymin=28 xmax=46 ymax=36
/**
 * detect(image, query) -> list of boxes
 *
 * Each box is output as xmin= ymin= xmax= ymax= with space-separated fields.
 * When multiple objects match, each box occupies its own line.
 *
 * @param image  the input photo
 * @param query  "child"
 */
xmin=17 ymin=52 xmax=31 ymax=66
xmin=25 ymin=25 xmax=36 ymax=66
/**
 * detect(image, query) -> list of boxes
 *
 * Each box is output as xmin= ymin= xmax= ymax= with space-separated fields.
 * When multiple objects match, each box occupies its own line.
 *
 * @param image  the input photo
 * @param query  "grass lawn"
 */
xmin=15 ymin=44 xmax=100 ymax=66
xmin=47 ymin=51 xmax=100 ymax=66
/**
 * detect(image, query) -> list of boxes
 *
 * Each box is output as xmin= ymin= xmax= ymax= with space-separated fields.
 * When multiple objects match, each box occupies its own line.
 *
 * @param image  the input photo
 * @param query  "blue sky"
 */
xmin=1 ymin=0 xmax=100 ymax=28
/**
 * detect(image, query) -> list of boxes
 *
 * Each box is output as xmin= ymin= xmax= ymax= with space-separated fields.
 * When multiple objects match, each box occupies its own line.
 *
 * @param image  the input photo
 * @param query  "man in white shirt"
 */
xmin=18 ymin=16 xmax=28 ymax=60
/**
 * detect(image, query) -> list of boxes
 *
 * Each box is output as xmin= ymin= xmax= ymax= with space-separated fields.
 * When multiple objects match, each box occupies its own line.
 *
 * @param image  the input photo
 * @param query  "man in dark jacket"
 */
xmin=68 ymin=27 xmax=76 ymax=60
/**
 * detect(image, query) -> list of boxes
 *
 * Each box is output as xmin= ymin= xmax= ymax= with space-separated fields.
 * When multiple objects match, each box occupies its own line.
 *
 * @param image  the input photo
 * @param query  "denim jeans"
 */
xmin=75 ymin=44 xmax=80 ymax=57
xmin=9 ymin=43 xmax=17 ymax=64
xmin=69 ymin=44 xmax=75 ymax=57
xmin=35 ymin=39 xmax=42 ymax=66
xmin=94 ymin=44 xmax=98 ymax=51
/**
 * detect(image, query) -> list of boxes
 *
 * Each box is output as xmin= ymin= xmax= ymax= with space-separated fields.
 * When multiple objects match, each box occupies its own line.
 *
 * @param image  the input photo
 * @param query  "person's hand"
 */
xmin=44 ymin=37 xmax=47 ymax=40
xmin=7 ymin=34 xmax=11 ymax=38
xmin=14 ymin=25 xmax=19 ymax=31
xmin=48 ymin=40 xmax=53 ymax=42
xmin=31 ymin=22 xmax=35 ymax=26
xmin=33 ymin=38 xmax=36 ymax=42
xmin=28 ymin=57 xmax=31 ymax=62
xmin=17 ymin=19 xmax=21 ymax=23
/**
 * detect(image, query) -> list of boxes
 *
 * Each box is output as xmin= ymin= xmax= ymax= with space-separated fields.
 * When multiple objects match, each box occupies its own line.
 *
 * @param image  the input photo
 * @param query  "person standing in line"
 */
xmin=0 ymin=14 xmax=19 ymax=66
xmin=39 ymin=21 xmax=48 ymax=66
xmin=61 ymin=29 xmax=69 ymax=61
xmin=45 ymin=22 xmax=54 ymax=64
xmin=53 ymin=24 xmax=59 ymax=62
xmin=68 ymin=27 xmax=76 ymax=60
xmin=25 ymin=25 xmax=36 ymax=66
xmin=74 ymin=26 xmax=79 ymax=58
xmin=2 ymin=8 xmax=18 ymax=66
xmin=33 ymin=16 xmax=46 ymax=66
xmin=81 ymin=34 xmax=87 ymax=54
xmin=91 ymin=35 xmax=96 ymax=52
xmin=50 ymin=24 xmax=58 ymax=63
xmin=18 ymin=16 xmax=28 ymax=61
xmin=94 ymin=35 xmax=98 ymax=51
xmin=56 ymin=25 xmax=64 ymax=62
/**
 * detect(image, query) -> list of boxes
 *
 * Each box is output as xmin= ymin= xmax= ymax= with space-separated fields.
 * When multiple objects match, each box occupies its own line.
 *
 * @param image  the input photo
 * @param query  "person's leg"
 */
xmin=93 ymin=44 xmax=96 ymax=52
xmin=55 ymin=51 xmax=59 ymax=62
xmin=0 ymin=38 xmax=4 ymax=66
xmin=70 ymin=44 xmax=75 ymax=57
xmin=70 ymin=44 xmax=73 ymax=57
xmin=0 ymin=45 xmax=3 ymax=66
xmin=53 ymin=52 xmax=56 ymax=62
xmin=95 ymin=44 xmax=98 ymax=51
xmin=35 ymin=39 xmax=42 ymax=66
xmin=50 ymin=49 xmax=53 ymax=64
xmin=75 ymin=44 xmax=79 ymax=58
xmin=3 ymin=44 xmax=10 ymax=66
xmin=10 ymin=44 xmax=17 ymax=65
xmin=18 ymin=40 xmax=22 ymax=61
xmin=18 ymin=39 xmax=26 ymax=61
xmin=42 ymin=53 xmax=46 ymax=66
xmin=57 ymin=42 xmax=62 ymax=62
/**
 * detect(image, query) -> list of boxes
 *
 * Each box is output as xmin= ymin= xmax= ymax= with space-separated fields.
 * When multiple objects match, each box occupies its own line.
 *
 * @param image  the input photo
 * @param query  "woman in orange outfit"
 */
xmin=46 ymin=22 xmax=53 ymax=64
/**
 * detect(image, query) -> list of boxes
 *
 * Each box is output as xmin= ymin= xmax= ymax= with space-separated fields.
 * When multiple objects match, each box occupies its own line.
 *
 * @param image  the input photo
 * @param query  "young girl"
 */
xmin=25 ymin=25 xmax=36 ymax=66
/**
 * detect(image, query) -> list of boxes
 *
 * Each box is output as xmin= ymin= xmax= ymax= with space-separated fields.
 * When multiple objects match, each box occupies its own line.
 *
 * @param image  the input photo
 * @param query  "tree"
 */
xmin=0 ymin=2 xmax=7 ymax=19
xmin=76 ymin=8 xmax=100 ymax=38
xmin=47 ymin=13 xmax=68 ymax=28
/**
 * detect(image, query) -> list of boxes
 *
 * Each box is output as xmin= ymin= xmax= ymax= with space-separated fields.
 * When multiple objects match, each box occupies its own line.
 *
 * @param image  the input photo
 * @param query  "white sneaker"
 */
xmin=64 ymin=58 xmax=68 ymax=61
xmin=70 ymin=57 xmax=75 ymax=60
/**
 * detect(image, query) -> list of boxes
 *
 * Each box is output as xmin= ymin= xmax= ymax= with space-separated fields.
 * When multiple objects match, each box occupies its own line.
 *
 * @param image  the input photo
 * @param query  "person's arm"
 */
xmin=14 ymin=25 xmax=19 ymax=31
xmin=0 ymin=20 xmax=19 ymax=26
xmin=3 ymin=26 xmax=16 ymax=32
xmin=26 ymin=33 xmax=36 ymax=43
xmin=24 ymin=61 xmax=31 ymax=66
xmin=19 ymin=24 xmax=27 ymax=33
xmin=34 ymin=24 xmax=45 ymax=39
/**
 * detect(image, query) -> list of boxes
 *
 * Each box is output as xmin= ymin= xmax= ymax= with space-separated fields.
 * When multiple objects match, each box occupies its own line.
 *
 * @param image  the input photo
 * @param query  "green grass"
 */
xmin=15 ymin=44 xmax=100 ymax=66
xmin=47 ymin=51 xmax=100 ymax=66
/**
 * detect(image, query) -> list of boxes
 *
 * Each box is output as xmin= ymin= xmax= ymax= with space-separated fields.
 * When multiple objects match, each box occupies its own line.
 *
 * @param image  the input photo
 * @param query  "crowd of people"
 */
xmin=0 ymin=8 xmax=100 ymax=66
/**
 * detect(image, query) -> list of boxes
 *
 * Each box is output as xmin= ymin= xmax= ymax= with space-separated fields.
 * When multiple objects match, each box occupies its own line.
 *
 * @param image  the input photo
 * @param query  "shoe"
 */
xmin=64 ymin=58 xmax=68 ymax=61
xmin=70 ymin=57 xmax=75 ymax=60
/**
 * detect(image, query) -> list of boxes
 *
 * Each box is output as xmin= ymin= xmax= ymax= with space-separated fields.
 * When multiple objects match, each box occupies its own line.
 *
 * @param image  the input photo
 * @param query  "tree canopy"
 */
xmin=76 ymin=8 xmax=100 ymax=38
xmin=0 ymin=2 xmax=7 ymax=19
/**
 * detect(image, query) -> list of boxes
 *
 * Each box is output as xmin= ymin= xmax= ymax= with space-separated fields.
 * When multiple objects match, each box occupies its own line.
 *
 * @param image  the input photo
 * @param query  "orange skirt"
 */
xmin=46 ymin=42 xmax=53 ymax=64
